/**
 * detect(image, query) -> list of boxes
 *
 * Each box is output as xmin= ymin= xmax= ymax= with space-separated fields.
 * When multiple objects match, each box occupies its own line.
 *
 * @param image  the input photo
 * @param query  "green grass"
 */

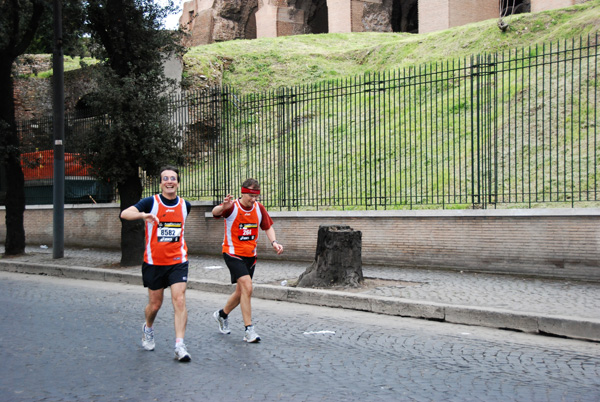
xmin=180 ymin=26 xmax=599 ymax=210
xmin=183 ymin=0 xmax=600 ymax=94
xmin=20 ymin=56 xmax=98 ymax=79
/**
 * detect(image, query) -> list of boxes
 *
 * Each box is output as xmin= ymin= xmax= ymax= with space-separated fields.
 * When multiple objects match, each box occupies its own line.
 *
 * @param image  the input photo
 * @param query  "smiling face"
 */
xmin=160 ymin=169 xmax=179 ymax=199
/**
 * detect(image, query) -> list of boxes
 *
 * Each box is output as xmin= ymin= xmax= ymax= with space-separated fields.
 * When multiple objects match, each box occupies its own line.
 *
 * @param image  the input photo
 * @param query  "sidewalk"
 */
xmin=1 ymin=245 xmax=599 ymax=342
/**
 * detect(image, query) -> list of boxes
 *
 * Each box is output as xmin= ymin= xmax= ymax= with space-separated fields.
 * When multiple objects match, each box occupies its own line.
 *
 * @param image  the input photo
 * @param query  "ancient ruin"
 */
xmin=178 ymin=0 xmax=588 ymax=47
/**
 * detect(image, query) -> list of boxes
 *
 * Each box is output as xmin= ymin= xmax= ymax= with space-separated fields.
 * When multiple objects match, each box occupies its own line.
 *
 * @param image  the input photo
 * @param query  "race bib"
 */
xmin=238 ymin=223 xmax=258 ymax=241
xmin=157 ymin=222 xmax=182 ymax=242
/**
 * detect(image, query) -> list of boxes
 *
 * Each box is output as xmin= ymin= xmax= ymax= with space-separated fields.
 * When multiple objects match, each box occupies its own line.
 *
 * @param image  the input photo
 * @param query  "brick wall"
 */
xmin=2 ymin=204 xmax=599 ymax=280
xmin=276 ymin=6 xmax=305 ymax=36
xmin=256 ymin=3 xmax=279 ymax=37
xmin=531 ymin=0 xmax=575 ymax=12
xmin=419 ymin=0 xmax=450 ymax=33
xmin=351 ymin=0 xmax=365 ymax=32
xmin=448 ymin=0 xmax=497 ymax=28
xmin=328 ymin=0 xmax=352 ymax=33
xmin=420 ymin=0 xmax=499 ymax=33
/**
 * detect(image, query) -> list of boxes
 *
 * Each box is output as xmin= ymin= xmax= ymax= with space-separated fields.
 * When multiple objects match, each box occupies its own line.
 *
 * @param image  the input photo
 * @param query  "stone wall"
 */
xmin=182 ymin=0 xmax=395 ymax=45
xmin=13 ymin=54 xmax=180 ymax=121
xmin=180 ymin=0 xmax=259 ymax=45
xmin=2 ymin=204 xmax=599 ymax=281
xmin=13 ymin=55 xmax=97 ymax=121
xmin=180 ymin=0 xmax=588 ymax=43
xmin=13 ymin=55 xmax=53 ymax=120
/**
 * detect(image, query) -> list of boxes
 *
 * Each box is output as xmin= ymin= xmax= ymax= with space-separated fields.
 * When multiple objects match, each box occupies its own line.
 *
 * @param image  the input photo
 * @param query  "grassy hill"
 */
xmin=174 ymin=1 xmax=600 ymax=210
xmin=183 ymin=0 xmax=600 ymax=94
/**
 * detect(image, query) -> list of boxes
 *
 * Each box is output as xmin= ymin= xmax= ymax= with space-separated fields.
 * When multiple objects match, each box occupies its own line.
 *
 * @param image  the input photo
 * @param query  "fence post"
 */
xmin=215 ymin=86 xmax=226 ymax=199
xmin=484 ymin=55 xmax=498 ymax=208
xmin=276 ymin=87 xmax=286 ymax=208
xmin=470 ymin=55 xmax=479 ymax=207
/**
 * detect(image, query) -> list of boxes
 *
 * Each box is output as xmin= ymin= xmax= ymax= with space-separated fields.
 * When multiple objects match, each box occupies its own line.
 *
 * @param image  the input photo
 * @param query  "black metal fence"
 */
xmin=12 ymin=34 xmax=600 ymax=210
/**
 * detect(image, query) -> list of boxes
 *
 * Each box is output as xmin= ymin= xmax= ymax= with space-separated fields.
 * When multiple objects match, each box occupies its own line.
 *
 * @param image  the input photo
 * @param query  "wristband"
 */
xmin=272 ymin=240 xmax=278 ymax=246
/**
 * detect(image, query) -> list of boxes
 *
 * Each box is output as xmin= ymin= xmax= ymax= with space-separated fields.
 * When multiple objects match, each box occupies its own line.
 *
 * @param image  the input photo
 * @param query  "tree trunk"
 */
xmin=1 ymin=61 xmax=26 ymax=255
xmin=118 ymin=174 xmax=144 ymax=266
xmin=296 ymin=225 xmax=363 ymax=288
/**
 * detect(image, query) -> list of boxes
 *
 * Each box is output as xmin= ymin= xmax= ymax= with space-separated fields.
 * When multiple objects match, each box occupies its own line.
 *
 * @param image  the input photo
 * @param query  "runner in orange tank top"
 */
xmin=120 ymin=166 xmax=192 ymax=361
xmin=211 ymin=178 xmax=284 ymax=342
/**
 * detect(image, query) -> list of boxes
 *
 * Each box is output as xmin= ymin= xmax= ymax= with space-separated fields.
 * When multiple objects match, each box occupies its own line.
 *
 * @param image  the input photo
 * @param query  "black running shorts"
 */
xmin=223 ymin=253 xmax=256 ymax=284
xmin=142 ymin=261 xmax=189 ymax=290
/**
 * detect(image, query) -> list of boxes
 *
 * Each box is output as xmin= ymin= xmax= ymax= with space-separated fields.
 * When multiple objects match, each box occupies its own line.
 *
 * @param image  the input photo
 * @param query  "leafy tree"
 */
xmin=1 ymin=0 xmax=181 ymax=261
xmin=26 ymin=0 xmax=87 ymax=55
xmin=82 ymin=0 xmax=184 ymax=266
xmin=0 ymin=0 xmax=48 ymax=255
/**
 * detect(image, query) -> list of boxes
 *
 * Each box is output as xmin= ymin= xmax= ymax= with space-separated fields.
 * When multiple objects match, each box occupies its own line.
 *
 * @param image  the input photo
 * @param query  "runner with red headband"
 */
xmin=211 ymin=178 xmax=284 ymax=342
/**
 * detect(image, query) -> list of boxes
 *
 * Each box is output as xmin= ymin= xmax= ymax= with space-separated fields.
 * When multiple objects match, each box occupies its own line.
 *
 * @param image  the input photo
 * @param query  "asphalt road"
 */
xmin=1 ymin=271 xmax=599 ymax=402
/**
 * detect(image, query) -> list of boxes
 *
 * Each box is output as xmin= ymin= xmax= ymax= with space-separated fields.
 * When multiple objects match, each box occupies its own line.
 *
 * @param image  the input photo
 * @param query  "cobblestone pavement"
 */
xmin=1 ymin=271 xmax=599 ymax=402
xmin=4 ymin=246 xmax=600 ymax=320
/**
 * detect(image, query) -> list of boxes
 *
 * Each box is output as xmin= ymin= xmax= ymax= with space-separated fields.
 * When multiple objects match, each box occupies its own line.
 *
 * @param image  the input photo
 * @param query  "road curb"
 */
xmin=2 ymin=260 xmax=599 ymax=342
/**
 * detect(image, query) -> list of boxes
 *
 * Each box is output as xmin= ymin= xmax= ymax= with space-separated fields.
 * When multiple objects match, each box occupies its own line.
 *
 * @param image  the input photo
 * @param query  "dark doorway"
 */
xmin=391 ymin=0 xmax=418 ymax=33
xmin=306 ymin=0 xmax=328 ymax=34
xmin=500 ymin=0 xmax=530 ymax=16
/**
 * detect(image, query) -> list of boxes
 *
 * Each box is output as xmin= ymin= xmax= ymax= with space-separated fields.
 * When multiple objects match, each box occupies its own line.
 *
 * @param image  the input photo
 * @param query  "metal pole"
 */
xmin=53 ymin=0 xmax=64 ymax=258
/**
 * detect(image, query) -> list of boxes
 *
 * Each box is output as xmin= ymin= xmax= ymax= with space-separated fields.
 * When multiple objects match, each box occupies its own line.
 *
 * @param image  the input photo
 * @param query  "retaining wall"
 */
xmin=1 ymin=204 xmax=599 ymax=281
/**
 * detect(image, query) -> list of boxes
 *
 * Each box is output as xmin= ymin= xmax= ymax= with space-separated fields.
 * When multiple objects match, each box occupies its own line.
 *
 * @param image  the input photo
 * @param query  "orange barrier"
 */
xmin=21 ymin=150 xmax=90 ymax=181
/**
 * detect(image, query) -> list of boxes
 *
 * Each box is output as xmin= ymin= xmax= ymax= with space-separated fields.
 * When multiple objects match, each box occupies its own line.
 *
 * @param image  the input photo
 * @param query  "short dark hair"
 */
xmin=242 ymin=178 xmax=259 ymax=189
xmin=160 ymin=166 xmax=180 ymax=182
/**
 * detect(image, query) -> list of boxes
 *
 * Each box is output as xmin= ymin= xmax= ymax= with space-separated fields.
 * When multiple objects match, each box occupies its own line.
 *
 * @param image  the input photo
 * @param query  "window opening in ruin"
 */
xmin=391 ymin=0 xmax=418 ymax=34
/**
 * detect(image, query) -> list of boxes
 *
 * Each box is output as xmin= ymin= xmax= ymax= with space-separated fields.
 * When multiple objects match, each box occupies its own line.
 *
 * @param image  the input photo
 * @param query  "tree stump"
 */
xmin=296 ymin=225 xmax=363 ymax=288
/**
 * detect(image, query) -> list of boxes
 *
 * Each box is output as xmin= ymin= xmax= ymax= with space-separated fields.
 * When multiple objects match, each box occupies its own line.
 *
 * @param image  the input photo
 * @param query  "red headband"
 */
xmin=241 ymin=187 xmax=260 ymax=195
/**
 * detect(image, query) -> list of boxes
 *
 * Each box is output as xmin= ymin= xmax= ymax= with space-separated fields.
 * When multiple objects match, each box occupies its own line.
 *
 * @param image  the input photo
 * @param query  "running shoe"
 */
xmin=174 ymin=343 xmax=191 ymax=362
xmin=142 ymin=324 xmax=155 ymax=351
xmin=213 ymin=310 xmax=231 ymax=334
xmin=243 ymin=325 xmax=261 ymax=343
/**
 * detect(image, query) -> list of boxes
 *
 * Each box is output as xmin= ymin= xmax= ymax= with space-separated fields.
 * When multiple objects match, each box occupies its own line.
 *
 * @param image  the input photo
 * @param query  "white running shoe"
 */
xmin=213 ymin=310 xmax=231 ymax=334
xmin=243 ymin=325 xmax=261 ymax=343
xmin=142 ymin=324 xmax=155 ymax=351
xmin=174 ymin=343 xmax=191 ymax=362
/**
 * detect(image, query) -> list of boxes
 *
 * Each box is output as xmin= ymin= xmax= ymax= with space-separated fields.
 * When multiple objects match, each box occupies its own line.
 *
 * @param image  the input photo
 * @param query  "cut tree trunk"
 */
xmin=296 ymin=225 xmax=363 ymax=288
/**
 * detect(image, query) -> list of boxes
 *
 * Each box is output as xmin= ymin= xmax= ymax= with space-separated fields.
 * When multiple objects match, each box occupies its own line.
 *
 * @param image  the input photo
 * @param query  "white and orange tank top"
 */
xmin=144 ymin=194 xmax=188 ymax=265
xmin=219 ymin=199 xmax=272 ymax=257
